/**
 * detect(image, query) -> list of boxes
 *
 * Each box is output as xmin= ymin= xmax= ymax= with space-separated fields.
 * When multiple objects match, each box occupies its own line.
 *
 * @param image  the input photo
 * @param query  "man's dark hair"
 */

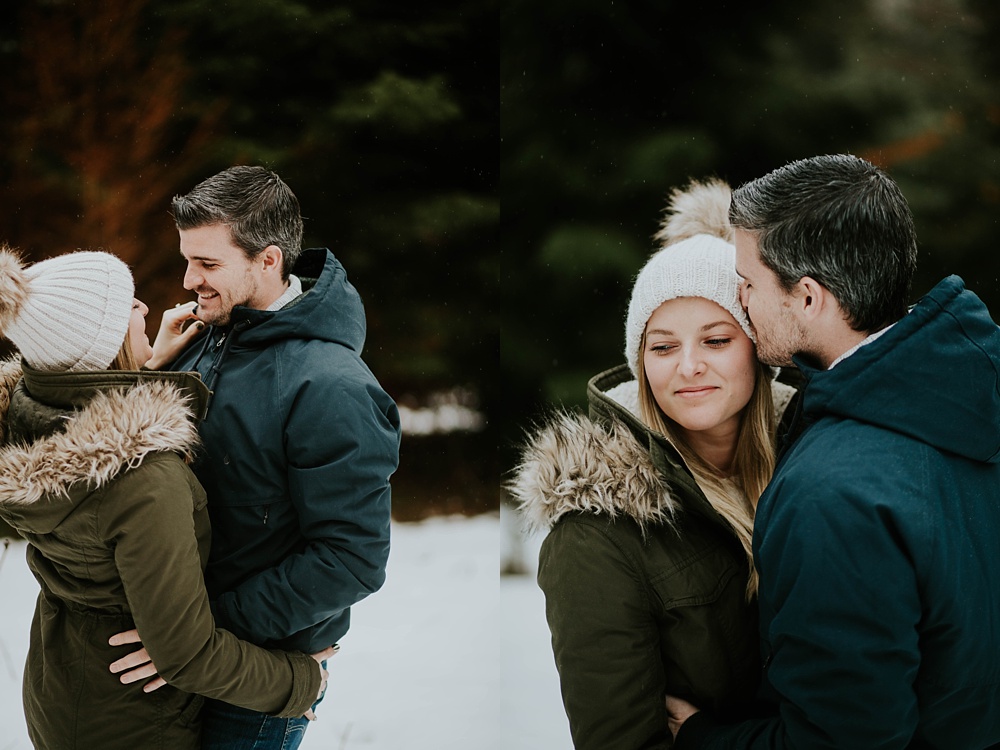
xmin=729 ymin=153 xmax=918 ymax=333
xmin=171 ymin=165 xmax=304 ymax=279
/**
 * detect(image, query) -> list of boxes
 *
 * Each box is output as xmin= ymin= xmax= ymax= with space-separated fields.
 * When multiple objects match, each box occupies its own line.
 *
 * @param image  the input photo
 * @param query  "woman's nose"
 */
xmin=678 ymin=347 xmax=706 ymax=377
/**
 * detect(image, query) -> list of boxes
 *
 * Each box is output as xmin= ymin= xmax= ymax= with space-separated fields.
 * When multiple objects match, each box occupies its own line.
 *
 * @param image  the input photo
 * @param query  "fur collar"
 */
xmin=0 ymin=357 xmax=22 ymax=446
xmin=0 ymin=368 xmax=200 ymax=506
xmin=508 ymin=377 xmax=798 ymax=532
xmin=508 ymin=411 xmax=677 ymax=533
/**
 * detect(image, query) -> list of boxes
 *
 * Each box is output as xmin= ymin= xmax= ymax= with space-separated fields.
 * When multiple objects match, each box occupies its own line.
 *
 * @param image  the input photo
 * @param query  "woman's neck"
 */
xmin=681 ymin=419 xmax=740 ymax=476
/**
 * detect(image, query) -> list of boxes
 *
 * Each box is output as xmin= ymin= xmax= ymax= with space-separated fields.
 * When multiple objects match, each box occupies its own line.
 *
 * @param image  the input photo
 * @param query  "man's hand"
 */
xmin=666 ymin=695 xmax=700 ymax=739
xmin=109 ymin=629 xmax=166 ymax=693
xmin=303 ymin=644 xmax=339 ymax=720
xmin=146 ymin=301 xmax=204 ymax=370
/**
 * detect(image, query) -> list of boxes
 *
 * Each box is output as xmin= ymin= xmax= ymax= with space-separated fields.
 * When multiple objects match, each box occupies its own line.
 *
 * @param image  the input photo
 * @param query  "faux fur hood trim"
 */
xmin=508 ymin=411 xmax=677 ymax=533
xmin=0 ymin=357 xmax=23 ymax=446
xmin=0 ymin=378 xmax=200 ymax=506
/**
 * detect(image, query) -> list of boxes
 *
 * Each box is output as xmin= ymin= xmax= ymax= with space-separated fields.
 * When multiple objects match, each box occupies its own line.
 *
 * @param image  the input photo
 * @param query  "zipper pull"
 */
xmin=215 ymin=332 xmax=228 ymax=349
xmin=263 ymin=506 xmax=269 ymax=526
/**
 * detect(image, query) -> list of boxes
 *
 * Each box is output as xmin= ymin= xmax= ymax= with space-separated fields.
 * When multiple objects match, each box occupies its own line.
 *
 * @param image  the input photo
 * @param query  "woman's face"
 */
xmin=642 ymin=296 xmax=757 ymax=439
xmin=128 ymin=298 xmax=154 ymax=367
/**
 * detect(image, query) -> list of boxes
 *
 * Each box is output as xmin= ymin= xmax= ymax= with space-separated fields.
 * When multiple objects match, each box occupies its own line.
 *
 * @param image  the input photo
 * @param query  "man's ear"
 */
xmin=793 ymin=276 xmax=829 ymax=322
xmin=260 ymin=245 xmax=284 ymax=275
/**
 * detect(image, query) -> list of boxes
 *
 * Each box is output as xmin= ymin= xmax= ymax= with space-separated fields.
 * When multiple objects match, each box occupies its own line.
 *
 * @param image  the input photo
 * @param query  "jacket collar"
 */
xmin=21 ymin=360 xmax=210 ymax=421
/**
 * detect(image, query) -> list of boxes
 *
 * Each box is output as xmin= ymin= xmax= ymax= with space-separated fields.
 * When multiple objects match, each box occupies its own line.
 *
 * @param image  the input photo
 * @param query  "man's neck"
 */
xmin=824 ymin=323 xmax=898 ymax=370
xmin=816 ymin=328 xmax=869 ymax=370
xmin=262 ymin=275 xmax=302 ymax=312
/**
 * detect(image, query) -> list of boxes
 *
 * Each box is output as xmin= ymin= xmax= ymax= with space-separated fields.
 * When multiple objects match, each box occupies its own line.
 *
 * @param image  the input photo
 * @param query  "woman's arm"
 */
xmin=100 ymin=453 xmax=322 ymax=717
xmin=538 ymin=518 xmax=670 ymax=750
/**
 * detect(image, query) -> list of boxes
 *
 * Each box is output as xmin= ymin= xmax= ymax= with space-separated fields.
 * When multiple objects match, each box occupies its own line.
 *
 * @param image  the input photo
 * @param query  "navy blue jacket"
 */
xmin=677 ymin=276 xmax=1000 ymax=749
xmin=173 ymin=248 xmax=400 ymax=653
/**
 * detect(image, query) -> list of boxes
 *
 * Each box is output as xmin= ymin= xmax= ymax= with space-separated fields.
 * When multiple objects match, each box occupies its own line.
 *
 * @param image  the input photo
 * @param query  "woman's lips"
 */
xmin=675 ymin=386 xmax=719 ymax=399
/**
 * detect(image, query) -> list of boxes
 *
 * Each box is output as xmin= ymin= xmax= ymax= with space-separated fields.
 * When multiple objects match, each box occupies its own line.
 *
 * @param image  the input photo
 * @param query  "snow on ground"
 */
xmin=0 ymin=512 xmax=572 ymax=750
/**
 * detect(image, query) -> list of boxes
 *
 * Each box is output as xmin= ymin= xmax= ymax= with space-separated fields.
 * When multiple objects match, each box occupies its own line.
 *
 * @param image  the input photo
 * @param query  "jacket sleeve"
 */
xmin=211 ymin=367 xmax=400 ymax=646
xmin=538 ymin=518 xmax=672 ymax=750
xmin=675 ymin=453 xmax=925 ymax=749
xmin=102 ymin=454 xmax=321 ymax=717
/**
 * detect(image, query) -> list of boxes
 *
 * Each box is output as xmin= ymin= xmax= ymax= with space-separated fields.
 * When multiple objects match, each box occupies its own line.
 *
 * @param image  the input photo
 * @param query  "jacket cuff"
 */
xmin=270 ymin=651 xmax=322 ymax=718
xmin=674 ymin=710 xmax=720 ymax=749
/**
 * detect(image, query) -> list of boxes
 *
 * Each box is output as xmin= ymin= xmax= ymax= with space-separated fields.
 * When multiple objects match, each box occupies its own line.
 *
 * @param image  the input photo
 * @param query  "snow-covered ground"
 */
xmin=0 ymin=512 xmax=573 ymax=750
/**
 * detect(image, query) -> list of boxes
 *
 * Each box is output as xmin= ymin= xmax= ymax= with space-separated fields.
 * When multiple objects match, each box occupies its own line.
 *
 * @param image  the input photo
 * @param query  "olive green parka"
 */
xmin=0 ymin=359 xmax=321 ymax=750
xmin=510 ymin=365 xmax=795 ymax=750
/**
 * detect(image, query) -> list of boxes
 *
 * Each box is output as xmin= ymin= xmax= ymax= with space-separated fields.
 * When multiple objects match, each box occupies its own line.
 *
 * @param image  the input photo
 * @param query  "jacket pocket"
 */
xmin=648 ymin=543 xmax=759 ymax=709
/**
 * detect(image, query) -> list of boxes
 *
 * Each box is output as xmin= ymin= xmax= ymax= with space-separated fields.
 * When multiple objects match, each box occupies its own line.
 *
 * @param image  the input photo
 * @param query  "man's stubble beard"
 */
xmin=751 ymin=315 xmax=808 ymax=369
xmin=201 ymin=269 xmax=259 ymax=327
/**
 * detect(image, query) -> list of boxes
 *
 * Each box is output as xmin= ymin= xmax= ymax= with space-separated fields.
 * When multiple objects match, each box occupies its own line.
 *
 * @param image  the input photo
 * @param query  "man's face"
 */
xmin=179 ymin=224 xmax=262 ymax=326
xmin=734 ymin=229 xmax=806 ymax=367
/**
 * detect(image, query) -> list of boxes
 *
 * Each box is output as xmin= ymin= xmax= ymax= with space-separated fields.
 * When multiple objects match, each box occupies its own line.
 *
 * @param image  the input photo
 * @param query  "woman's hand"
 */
xmin=146 ymin=301 xmax=204 ymax=370
xmin=304 ymin=644 xmax=339 ymax=720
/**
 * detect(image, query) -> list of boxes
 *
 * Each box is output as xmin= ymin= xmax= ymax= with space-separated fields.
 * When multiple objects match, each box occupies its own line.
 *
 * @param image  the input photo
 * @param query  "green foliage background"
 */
xmin=0 ymin=0 xmax=498 ymax=526
xmin=502 ymin=0 xmax=1000 ymax=469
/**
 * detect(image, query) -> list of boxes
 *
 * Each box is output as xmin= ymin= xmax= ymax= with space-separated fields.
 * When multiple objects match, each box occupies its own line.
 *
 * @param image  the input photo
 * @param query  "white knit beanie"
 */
xmin=0 ymin=248 xmax=135 ymax=372
xmin=624 ymin=178 xmax=753 ymax=375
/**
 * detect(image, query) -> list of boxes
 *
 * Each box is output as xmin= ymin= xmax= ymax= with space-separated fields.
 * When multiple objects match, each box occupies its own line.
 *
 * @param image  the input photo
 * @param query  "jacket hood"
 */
xmin=509 ymin=409 xmax=679 ymax=533
xmin=228 ymin=248 xmax=367 ymax=352
xmin=0 ymin=361 xmax=205 ymax=533
xmin=509 ymin=365 xmax=797 ymax=531
xmin=799 ymin=276 xmax=1000 ymax=463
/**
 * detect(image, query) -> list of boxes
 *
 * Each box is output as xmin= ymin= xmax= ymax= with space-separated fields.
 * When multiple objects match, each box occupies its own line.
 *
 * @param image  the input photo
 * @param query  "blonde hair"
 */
xmin=108 ymin=333 xmax=141 ymax=371
xmin=637 ymin=331 xmax=775 ymax=599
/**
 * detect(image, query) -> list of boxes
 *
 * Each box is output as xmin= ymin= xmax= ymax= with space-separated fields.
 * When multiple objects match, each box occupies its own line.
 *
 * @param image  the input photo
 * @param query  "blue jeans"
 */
xmin=200 ymin=662 xmax=327 ymax=750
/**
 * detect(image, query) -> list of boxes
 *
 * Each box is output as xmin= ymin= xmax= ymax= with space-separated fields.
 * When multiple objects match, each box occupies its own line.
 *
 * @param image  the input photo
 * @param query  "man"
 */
xmin=112 ymin=166 xmax=400 ymax=749
xmin=667 ymin=154 xmax=1000 ymax=748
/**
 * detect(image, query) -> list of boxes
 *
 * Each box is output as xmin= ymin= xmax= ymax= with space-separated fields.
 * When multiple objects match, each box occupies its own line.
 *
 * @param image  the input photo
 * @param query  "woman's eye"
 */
xmin=706 ymin=338 xmax=731 ymax=347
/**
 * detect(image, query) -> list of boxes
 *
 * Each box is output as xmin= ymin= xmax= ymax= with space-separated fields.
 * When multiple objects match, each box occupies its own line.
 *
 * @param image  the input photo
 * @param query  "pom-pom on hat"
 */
xmin=0 ymin=247 xmax=135 ymax=372
xmin=624 ymin=179 xmax=753 ymax=375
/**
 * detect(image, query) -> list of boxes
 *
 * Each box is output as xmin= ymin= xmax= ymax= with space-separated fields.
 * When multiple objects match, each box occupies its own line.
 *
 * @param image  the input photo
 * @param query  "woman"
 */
xmin=0 ymin=248 xmax=328 ymax=749
xmin=509 ymin=179 xmax=796 ymax=749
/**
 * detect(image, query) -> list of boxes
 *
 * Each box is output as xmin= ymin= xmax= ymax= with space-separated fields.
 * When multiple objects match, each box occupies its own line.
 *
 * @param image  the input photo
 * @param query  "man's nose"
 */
xmin=182 ymin=266 xmax=200 ymax=290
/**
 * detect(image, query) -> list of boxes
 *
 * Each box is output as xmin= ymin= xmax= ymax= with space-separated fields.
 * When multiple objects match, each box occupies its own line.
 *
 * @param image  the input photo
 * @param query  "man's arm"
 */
xmin=211 ymin=371 xmax=400 ymax=646
xmin=670 ymin=458 xmax=926 ymax=749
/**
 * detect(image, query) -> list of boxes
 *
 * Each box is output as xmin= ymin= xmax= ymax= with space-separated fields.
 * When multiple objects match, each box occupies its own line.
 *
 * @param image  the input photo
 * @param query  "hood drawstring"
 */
xmin=191 ymin=327 xmax=239 ymax=414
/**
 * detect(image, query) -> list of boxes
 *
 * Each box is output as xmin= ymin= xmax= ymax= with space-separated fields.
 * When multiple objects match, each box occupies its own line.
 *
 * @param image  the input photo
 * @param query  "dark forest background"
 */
xmin=502 ymin=0 xmax=1000 ymax=474
xmin=3 ymin=0 xmax=1000 ymax=521
xmin=0 ymin=0 xmax=498 ymax=524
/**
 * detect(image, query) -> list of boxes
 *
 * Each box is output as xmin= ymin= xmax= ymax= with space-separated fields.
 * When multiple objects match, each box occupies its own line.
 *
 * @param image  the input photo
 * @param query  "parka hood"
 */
xmin=226 ymin=248 xmax=367 ymax=353
xmin=509 ymin=408 xmax=679 ymax=533
xmin=0 ymin=360 xmax=207 ymax=533
xmin=509 ymin=364 xmax=797 ymax=531
xmin=798 ymin=276 xmax=1000 ymax=464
